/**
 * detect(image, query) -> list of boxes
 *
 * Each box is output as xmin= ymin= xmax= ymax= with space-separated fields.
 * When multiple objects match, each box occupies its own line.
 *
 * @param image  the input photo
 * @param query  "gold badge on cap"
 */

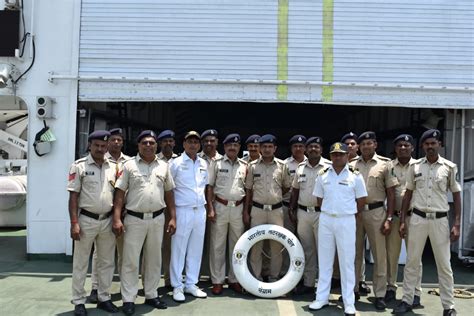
xmin=334 ymin=142 xmax=341 ymax=150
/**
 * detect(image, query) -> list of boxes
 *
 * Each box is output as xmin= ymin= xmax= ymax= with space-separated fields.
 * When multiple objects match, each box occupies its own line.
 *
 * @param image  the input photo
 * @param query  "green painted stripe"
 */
xmin=322 ymin=0 xmax=334 ymax=102
xmin=277 ymin=0 xmax=289 ymax=101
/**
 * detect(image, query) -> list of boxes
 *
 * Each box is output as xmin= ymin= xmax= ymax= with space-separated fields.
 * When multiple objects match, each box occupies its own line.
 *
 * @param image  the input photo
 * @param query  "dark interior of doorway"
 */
xmin=82 ymin=101 xmax=445 ymax=160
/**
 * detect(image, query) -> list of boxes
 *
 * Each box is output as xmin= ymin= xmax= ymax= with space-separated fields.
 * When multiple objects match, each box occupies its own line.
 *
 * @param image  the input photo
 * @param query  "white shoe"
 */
xmin=308 ymin=300 xmax=329 ymax=310
xmin=344 ymin=305 xmax=357 ymax=315
xmin=173 ymin=287 xmax=185 ymax=302
xmin=184 ymin=285 xmax=207 ymax=298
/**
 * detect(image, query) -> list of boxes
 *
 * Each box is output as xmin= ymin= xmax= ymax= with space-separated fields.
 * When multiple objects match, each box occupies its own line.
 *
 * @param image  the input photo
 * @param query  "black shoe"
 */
xmin=74 ymin=304 xmax=87 ymax=316
xmin=122 ymin=302 xmax=135 ymax=315
xmin=331 ymin=278 xmax=341 ymax=290
xmin=144 ymin=297 xmax=168 ymax=310
xmin=359 ymin=281 xmax=371 ymax=294
xmin=374 ymin=297 xmax=387 ymax=310
xmin=293 ymin=284 xmax=314 ymax=295
xmin=345 ymin=314 xmax=355 ymax=316
xmin=412 ymin=295 xmax=421 ymax=308
xmin=392 ymin=301 xmax=413 ymax=314
xmin=443 ymin=309 xmax=457 ymax=316
xmin=384 ymin=290 xmax=396 ymax=302
xmin=338 ymin=292 xmax=360 ymax=302
xmin=97 ymin=300 xmax=119 ymax=313
xmin=88 ymin=289 xmax=98 ymax=304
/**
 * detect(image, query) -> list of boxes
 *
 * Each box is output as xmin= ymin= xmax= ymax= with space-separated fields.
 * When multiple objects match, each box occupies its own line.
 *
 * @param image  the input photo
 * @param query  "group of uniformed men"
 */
xmin=68 ymin=126 xmax=461 ymax=316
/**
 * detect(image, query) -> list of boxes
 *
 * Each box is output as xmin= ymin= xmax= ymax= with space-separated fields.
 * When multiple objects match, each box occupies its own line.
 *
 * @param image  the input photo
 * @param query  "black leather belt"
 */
xmin=406 ymin=210 xmax=412 ymax=216
xmin=252 ymin=201 xmax=283 ymax=210
xmin=366 ymin=201 xmax=384 ymax=211
xmin=298 ymin=204 xmax=321 ymax=212
xmin=215 ymin=196 xmax=244 ymax=207
xmin=127 ymin=209 xmax=164 ymax=219
xmin=80 ymin=209 xmax=112 ymax=220
xmin=413 ymin=208 xmax=447 ymax=219
xmin=282 ymin=201 xmax=290 ymax=207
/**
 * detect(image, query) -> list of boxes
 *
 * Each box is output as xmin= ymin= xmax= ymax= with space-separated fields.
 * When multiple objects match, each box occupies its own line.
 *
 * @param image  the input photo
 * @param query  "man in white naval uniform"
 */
xmin=310 ymin=142 xmax=367 ymax=316
xmin=169 ymin=131 xmax=209 ymax=302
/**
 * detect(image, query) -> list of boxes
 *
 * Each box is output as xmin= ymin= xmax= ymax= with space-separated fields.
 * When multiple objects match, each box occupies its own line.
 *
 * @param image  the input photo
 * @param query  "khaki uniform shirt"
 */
xmin=157 ymin=152 xmax=178 ymax=162
xmin=67 ymin=154 xmax=117 ymax=214
xmin=406 ymin=156 xmax=461 ymax=213
xmin=208 ymin=155 xmax=247 ymax=201
xmin=198 ymin=151 xmax=223 ymax=168
xmin=105 ymin=152 xmax=130 ymax=164
xmin=391 ymin=157 xmax=416 ymax=212
xmin=292 ymin=158 xmax=331 ymax=207
xmin=242 ymin=154 xmax=260 ymax=163
xmin=283 ymin=156 xmax=307 ymax=202
xmin=115 ymin=155 xmax=175 ymax=213
xmin=245 ymin=157 xmax=292 ymax=205
xmin=350 ymin=154 xmax=398 ymax=204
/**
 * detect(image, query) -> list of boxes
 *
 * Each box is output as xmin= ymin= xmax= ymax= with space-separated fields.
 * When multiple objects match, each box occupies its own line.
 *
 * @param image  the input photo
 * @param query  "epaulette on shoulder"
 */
xmin=249 ymin=159 xmax=258 ymax=166
xmin=348 ymin=165 xmax=360 ymax=174
xmin=275 ymin=158 xmax=285 ymax=165
xmin=75 ymin=157 xmax=87 ymax=164
xmin=215 ymin=156 xmax=224 ymax=162
xmin=318 ymin=167 xmax=330 ymax=175
xmin=237 ymin=158 xmax=248 ymax=165
xmin=378 ymin=155 xmax=391 ymax=162
xmin=349 ymin=156 xmax=359 ymax=162
xmin=413 ymin=158 xmax=423 ymax=164
xmin=443 ymin=159 xmax=456 ymax=168
xmin=297 ymin=160 xmax=306 ymax=167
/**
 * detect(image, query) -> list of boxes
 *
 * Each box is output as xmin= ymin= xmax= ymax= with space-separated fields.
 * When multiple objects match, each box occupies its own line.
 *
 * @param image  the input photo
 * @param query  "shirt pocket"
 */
xmin=435 ymin=176 xmax=447 ymax=192
xmin=82 ymin=176 xmax=99 ymax=192
xmin=414 ymin=176 xmax=425 ymax=189
xmin=131 ymin=170 xmax=148 ymax=188
xmin=272 ymin=168 xmax=283 ymax=187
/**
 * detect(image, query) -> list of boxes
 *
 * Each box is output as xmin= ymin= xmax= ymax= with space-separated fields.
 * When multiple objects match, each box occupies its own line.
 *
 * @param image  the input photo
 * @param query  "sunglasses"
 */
xmin=140 ymin=141 xmax=157 ymax=146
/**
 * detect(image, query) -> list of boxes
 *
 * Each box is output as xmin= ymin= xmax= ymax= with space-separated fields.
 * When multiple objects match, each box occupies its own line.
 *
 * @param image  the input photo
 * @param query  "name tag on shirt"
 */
xmin=290 ymin=170 xmax=296 ymax=174
xmin=339 ymin=180 xmax=349 ymax=186
xmin=85 ymin=171 xmax=95 ymax=176
xmin=254 ymin=174 xmax=261 ymax=177
xmin=219 ymin=169 xmax=229 ymax=173
xmin=199 ymin=168 xmax=206 ymax=173
xmin=414 ymin=173 xmax=422 ymax=178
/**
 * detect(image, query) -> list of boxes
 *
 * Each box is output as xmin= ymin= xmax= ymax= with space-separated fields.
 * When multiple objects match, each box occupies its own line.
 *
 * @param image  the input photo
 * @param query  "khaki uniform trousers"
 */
xmin=250 ymin=207 xmax=284 ymax=280
xmin=355 ymin=207 xmax=387 ymax=297
xmin=209 ymin=202 xmax=245 ymax=284
xmin=121 ymin=213 xmax=164 ymax=302
xmin=72 ymin=215 xmax=116 ymax=305
xmin=91 ymin=235 xmax=123 ymax=290
xmin=297 ymin=209 xmax=320 ymax=287
xmin=161 ymin=210 xmax=172 ymax=286
xmin=386 ymin=216 xmax=402 ymax=292
xmin=402 ymin=214 xmax=454 ymax=309
xmin=281 ymin=204 xmax=296 ymax=274
xmin=405 ymin=214 xmax=422 ymax=296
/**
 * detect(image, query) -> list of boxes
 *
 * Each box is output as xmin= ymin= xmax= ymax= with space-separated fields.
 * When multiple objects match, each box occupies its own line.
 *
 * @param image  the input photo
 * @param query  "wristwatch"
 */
xmin=386 ymin=216 xmax=393 ymax=223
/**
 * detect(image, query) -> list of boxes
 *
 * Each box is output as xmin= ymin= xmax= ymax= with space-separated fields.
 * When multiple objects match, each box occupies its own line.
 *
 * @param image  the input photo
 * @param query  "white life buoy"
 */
xmin=232 ymin=224 xmax=305 ymax=298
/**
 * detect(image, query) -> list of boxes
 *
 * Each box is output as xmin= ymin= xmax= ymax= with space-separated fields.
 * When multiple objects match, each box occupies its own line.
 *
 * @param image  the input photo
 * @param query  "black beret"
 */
xmin=306 ymin=136 xmax=323 ymax=146
xmin=329 ymin=142 xmax=348 ymax=154
xmin=109 ymin=128 xmax=123 ymax=137
xmin=245 ymin=134 xmax=261 ymax=144
xmin=136 ymin=130 xmax=157 ymax=143
xmin=393 ymin=134 xmax=414 ymax=145
xmin=341 ymin=132 xmax=358 ymax=143
xmin=259 ymin=134 xmax=277 ymax=144
xmin=420 ymin=129 xmax=441 ymax=144
xmin=289 ymin=135 xmax=307 ymax=145
xmin=88 ymin=130 xmax=110 ymax=142
xmin=201 ymin=129 xmax=218 ymax=139
xmin=223 ymin=133 xmax=241 ymax=144
xmin=157 ymin=129 xmax=175 ymax=141
xmin=358 ymin=131 xmax=376 ymax=143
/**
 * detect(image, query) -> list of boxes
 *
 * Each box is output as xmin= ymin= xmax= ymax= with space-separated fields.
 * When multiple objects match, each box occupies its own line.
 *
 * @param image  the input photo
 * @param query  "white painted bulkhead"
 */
xmin=0 ymin=0 xmax=472 ymax=255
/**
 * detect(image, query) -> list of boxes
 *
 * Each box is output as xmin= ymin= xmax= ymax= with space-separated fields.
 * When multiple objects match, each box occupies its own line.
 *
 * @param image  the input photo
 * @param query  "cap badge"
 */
xmin=334 ymin=143 xmax=341 ymax=150
xmin=234 ymin=137 xmax=238 ymax=142
xmin=433 ymin=131 xmax=437 ymax=137
xmin=404 ymin=135 xmax=409 ymax=141
xmin=298 ymin=137 xmax=302 ymax=142
xmin=365 ymin=134 xmax=370 ymax=138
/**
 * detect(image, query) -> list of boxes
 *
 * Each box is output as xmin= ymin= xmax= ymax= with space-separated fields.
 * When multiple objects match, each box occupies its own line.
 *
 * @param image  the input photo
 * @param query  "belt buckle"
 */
xmin=228 ymin=200 xmax=236 ymax=207
xmin=307 ymin=206 xmax=315 ymax=212
xmin=98 ymin=214 xmax=107 ymax=220
xmin=426 ymin=212 xmax=436 ymax=220
xmin=364 ymin=205 xmax=370 ymax=211
xmin=263 ymin=204 xmax=272 ymax=211
xmin=143 ymin=212 xmax=153 ymax=220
